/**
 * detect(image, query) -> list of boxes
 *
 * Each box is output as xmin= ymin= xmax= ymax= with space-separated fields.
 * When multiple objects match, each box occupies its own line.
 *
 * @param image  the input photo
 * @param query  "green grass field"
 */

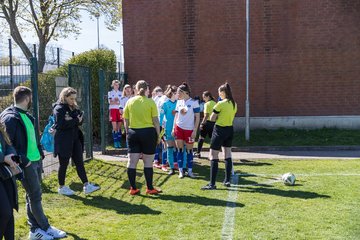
xmin=14 ymin=158 xmax=360 ymax=239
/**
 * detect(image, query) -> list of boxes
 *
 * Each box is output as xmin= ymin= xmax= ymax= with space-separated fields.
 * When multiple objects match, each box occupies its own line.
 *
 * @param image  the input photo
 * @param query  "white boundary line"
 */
xmin=221 ymin=174 xmax=239 ymax=240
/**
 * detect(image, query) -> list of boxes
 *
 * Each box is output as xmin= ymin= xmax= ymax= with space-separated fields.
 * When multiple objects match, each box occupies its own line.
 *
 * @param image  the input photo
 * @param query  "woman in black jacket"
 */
xmin=53 ymin=87 xmax=100 ymax=196
xmin=0 ymin=122 xmax=18 ymax=240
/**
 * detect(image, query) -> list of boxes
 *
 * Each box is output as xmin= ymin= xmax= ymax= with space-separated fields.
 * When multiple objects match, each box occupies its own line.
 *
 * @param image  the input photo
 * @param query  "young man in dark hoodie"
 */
xmin=0 ymin=86 xmax=66 ymax=240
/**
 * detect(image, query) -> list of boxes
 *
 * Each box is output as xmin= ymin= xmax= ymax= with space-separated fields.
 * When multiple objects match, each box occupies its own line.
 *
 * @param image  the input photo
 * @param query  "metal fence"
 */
xmin=0 ymin=59 xmax=94 ymax=175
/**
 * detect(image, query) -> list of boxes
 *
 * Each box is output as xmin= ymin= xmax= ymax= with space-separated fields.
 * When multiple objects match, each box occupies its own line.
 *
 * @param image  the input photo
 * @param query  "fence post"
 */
xmin=30 ymin=57 xmax=40 ymax=142
xmin=57 ymin=48 xmax=60 ymax=68
xmin=33 ymin=44 xmax=37 ymax=58
xmin=99 ymin=69 xmax=106 ymax=154
xmin=8 ymin=39 xmax=14 ymax=89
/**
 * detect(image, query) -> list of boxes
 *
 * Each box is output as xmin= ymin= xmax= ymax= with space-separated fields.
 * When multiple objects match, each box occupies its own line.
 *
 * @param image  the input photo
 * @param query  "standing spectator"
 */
xmin=194 ymin=91 xmax=216 ymax=158
xmin=123 ymin=80 xmax=161 ymax=195
xmin=172 ymin=82 xmax=200 ymax=178
xmin=108 ymin=80 xmax=122 ymax=148
xmin=0 ymin=86 xmax=66 ymax=240
xmin=0 ymin=122 xmax=18 ymax=240
xmin=201 ymin=83 xmax=237 ymax=190
xmin=53 ymin=87 xmax=100 ymax=196
xmin=159 ymin=85 xmax=178 ymax=174
xmin=152 ymin=86 xmax=163 ymax=168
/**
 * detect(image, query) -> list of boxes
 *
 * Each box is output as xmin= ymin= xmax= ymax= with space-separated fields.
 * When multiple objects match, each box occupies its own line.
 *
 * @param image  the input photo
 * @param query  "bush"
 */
xmin=65 ymin=49 xmax=117 ymax=138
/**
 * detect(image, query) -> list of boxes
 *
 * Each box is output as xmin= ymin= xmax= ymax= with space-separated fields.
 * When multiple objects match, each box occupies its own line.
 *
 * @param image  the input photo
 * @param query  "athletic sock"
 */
xmin=210 ymin=159 xmax=219 ymax=186
xmin=167 ymin=147 xmax=174 ymax=168
xmin=177 ymin=148 xmax=183 ymax=169
xmin=197 ymin=138 xmax=204 ymax=153
xmin=116 ymin=131 xmax=122 ymax=146
xmin=112 ymin=131 xmax=117 ymax=145
xmin=186 ymin=149 xmax=193 ymax=169
xmin=144 ymin=168 xmax=154 ymax=190
xmin=224 ymin=158 xmax=233 ymax=183
xmin=173 ymin=149 xmax=178 ymax=163
xmin=162 ymin=149 xmax=167 ymax=165
xmin=127 ymin=168 xmax=137 ymax=189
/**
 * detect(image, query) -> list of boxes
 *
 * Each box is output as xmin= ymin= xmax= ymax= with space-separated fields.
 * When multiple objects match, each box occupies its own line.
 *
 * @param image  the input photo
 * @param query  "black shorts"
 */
xmin=127 ymin=127 xmax=157 ymax=154
xmin=210 ymin=125 xmax=234 ymax=151
xmin=200 ymin=121 xmax=215 ymax=139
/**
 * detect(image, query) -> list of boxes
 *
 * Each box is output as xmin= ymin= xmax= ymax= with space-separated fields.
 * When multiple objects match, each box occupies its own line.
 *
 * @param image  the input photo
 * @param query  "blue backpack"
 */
xmin=40 ymin=115 xmax=55 ymax=152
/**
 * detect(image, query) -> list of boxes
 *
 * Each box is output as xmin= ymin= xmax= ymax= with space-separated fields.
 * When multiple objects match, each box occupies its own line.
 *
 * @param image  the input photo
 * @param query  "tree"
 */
xmin=0 ymin=0 xmax=121 ymax=72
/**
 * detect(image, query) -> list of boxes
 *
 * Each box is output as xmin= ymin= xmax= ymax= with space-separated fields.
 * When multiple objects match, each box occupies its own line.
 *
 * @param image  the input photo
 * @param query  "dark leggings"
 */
xmin=0 ymin=181 xmax=14 ymax=240
xmin=58 ymin=139 xmax=88 ymax=186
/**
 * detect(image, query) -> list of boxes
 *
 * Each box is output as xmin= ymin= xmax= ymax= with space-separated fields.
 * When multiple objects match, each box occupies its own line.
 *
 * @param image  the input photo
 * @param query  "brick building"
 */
xmin=122 ymin=0 xmax=360 ymax=129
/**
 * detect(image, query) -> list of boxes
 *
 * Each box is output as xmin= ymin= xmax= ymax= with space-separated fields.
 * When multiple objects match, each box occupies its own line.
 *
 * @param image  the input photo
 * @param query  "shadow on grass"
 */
xmin=66 ymin=232 xmax=89 ymax=240
xmin=240 ymin=186 xmax=330 ymax=199
xmin=146 ymin=194 xmax=244 ymax=208
xmin=235 ymin=159 xmax=273 ymax=166
xmin=68 ymin=194 xmax=162 ymax=215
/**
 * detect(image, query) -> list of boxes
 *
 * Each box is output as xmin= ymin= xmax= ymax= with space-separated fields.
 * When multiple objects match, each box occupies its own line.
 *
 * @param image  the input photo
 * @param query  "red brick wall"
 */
xmin=123 ymin=0 xmax=360 ymax=117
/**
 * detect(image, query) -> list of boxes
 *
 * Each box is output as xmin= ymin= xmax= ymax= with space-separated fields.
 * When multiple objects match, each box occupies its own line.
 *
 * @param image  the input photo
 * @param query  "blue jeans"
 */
xmin=21 ymin=161 xmax=50 ymax=232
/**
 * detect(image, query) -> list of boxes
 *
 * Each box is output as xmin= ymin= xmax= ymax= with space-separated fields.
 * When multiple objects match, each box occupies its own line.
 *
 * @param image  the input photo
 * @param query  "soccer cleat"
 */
xmin=84 ymin=183 xmax=100 ymax=194
xmin=146 ymin=188 xmax=162 ymax=195
xmin=29 ymin=228 xmax=54 ymax=240
xmin=46 ymin=226 xmax=66 ymax=238
xmin=153 ymin=161 xmax=162 ymax=169
xmin=116 ymin=141 xmax=122 ymax=149
xmin=193 ymin=152 xmax=201 ymax=158
xmin=168 ymin=169 xmax=175 ymax=175
xmin=187 ymin=171 xmax=195 ymax=178
xmin=58 ymin=186 xmax=75 ymax=196
xmin=178 ymin=170 xmax=184 ymax=179
xmin=161 ymin=165 xmax=168 ymax=172
xmin=129 ymin=187 xmax=140 ymax=195
xmin=223 ymin=181 xmax=231 ymax=187
xmin=201 ymin=184 xmax=217 ymax=190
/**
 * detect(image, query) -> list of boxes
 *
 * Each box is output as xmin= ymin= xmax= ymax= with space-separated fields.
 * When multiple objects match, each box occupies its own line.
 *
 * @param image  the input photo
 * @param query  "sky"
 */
xmin=0 ymin=11 xmax=124 ymax=62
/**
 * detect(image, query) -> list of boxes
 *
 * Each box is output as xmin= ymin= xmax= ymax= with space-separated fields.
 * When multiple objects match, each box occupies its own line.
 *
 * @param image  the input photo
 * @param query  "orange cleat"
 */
xmin=146 ymin=188 xmax=162 ymax=195
xmin=129 ymin=187 xmax=140 ymax=195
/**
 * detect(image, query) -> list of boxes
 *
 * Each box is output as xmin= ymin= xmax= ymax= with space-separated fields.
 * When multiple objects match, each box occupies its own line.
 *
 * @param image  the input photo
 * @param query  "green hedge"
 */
xmin=66 ymin=49 xmax=117 ymax=138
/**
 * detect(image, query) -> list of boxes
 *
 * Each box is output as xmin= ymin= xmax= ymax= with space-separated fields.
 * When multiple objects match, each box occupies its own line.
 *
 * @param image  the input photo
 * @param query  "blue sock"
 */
xmin=187 ymin=149 xmax=193 ymax=169
xmin=116 ymin=131 xmax=122 ymax=146
xmin=112 ymin=131 xmax=117 ymax=146
xmin=183 ymin=146 xmax=187 ymax=169
xmin=167 ymin=147 xmax=174 ymax=168
xmin=173 ymin=149 xmax=178 ymax=164
xmin=162 ymin=149 xmax=167 ymax=165
xmin=154 ymin=146 xmax=160 ymax=161
xmin=177 ymin=149 xmax=183 ymax=169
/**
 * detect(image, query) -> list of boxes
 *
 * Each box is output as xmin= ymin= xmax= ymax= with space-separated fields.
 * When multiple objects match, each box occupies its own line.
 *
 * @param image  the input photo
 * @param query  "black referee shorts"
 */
xmin=210 ymin=125 xmax=234 ymax=151
xmin=200 ymin=121 xmax=215 ymax=139
xmin=127 ymin=127 xmax=157 ymax=154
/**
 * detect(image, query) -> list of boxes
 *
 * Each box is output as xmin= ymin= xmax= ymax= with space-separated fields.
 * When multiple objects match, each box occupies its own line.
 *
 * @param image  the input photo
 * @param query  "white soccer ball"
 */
xmin=281 ymin=173 xmax=296 ymax=186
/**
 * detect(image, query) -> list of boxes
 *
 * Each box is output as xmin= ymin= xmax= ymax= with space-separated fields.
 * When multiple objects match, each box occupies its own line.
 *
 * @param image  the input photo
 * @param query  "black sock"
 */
xmin=144 ymin=168 xmax=154 ymax=190
xmin=197 ymin=138 xmax=204 ymax=153
xmin=210 ymin=159 xmax=219 ymax=186
xmin=225 ymin=158 xmax=232 ymax=183
xmin=127 ymin=168 xmax=137 ymax=189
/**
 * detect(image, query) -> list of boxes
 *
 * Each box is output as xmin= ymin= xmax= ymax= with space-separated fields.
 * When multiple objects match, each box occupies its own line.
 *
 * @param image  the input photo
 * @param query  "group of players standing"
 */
xmin=108 ymin=80 xmax=237 ymax=194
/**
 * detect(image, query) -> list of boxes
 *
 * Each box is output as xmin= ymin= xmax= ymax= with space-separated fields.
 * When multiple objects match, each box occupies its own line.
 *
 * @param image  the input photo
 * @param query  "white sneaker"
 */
xmin=58 ymin=186 xmax=75 ymax=196
xmin=178 ymin=170 xmax=184 ymax=179
xmin=84 ymin=183 xmax=100 ymax=194
xmin=46 ymin=226 xmax=66 ymax=238
xmin=187 ymin=171 xmax=195 ymax=178
xmin=29 ymin=228 xmax=54 ymax=240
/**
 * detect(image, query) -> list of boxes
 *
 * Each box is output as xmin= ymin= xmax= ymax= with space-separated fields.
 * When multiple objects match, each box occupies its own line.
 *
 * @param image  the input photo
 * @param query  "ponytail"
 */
xmin=135 ymin=80 xmax=149 ymax=96
xmin=219 ymin=82 xmax=236 ymax=109
xmin=178 ymin=82 xmax=191 ymax=95
xmin=0 ymin=123 xmax=11 ymax=145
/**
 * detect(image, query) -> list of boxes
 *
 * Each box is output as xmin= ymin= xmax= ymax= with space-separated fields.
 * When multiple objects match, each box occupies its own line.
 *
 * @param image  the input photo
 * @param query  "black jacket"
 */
xmin=0 ymin=106 xmax=44 ymax=168
xmin=0 ymin=131 xmax=20 ymax=211
xmin=53 ymin=103 xmax=84 ymax=158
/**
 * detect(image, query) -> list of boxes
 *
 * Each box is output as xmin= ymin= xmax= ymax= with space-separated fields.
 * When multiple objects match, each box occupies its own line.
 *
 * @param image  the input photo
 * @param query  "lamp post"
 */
xmin=117 ymin=41 xmax=123 ymax=72
xmin=95 ymin=13 xmax=100 ymax=49
xmin=245 ymin=0 xmax=250 ymax=141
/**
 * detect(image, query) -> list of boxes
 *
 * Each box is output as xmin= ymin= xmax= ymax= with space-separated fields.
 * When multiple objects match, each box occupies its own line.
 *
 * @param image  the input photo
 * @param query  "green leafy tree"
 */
xmin=0 ymin=0 xmax=121 ymax=72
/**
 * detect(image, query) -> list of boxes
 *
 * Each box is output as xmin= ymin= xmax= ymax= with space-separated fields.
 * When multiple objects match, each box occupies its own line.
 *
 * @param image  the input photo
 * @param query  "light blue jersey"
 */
xmin=160 ymin=99 xmax=177 ymax=140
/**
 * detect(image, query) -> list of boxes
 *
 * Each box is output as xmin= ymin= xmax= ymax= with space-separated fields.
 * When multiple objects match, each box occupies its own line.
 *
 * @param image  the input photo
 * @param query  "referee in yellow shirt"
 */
xmin=123 ymin=80 xmax=162 ymax=195
xmin=201 ymin=83 xmax=237 ymax=190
